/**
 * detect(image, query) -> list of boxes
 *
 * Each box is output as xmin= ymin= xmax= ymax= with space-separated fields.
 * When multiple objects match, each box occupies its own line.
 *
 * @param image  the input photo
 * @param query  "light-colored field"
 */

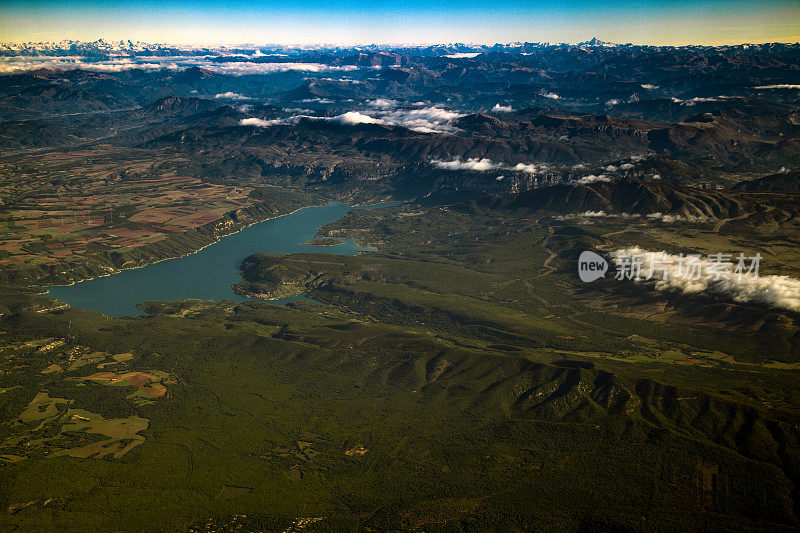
xmin=49 ymin=409 xmax=149 ymax=460
xmin=69 ymin=370 xmax=171 ymax=400
xmin=1 ymin=391 xmax=149 ymax=461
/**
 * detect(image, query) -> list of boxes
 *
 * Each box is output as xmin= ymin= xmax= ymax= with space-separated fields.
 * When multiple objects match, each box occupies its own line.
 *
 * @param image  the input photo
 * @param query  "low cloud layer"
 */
xmin=330 ymin=111 xmax=383 ymax=125
xmin=0 ymin=55 xmax=171 ymax=73
xmin=368 ymin=98 xmax=399 ymax=109
xmin=430 ymin=157 xmax=546 ymax=174
xmin=211 ymin=62 xmax=359 ymax=75
xmin=432 ymin=157 xmax=499 ymax=171
xmin=240 ymin=104 xmax=463 ymax=133
xmin=239 ymin=117 xmax=284 ymax=127
xmin=646 ymin=212 xmax=708 ymax=223
xmin=379 ymin=106 xmax=465 ymax=133
xmin=492 ymin=104 xmax=514 ymax=112
xmin=444 ymin=52 xmax=481 ymax=59
xmin=214 ymin=92 xmax=251 ymax=100
xmin=555 ymin=211 xmax=707 ymax=223
xmin=754 ymin=84 xmax=800 ymax=90
xmin=670 ymin=95 xmax=738 ymax=106
xmin=611 ymin=247 xmax=800 ymax=312
xmin=0 ymin=54 xmax=359 ymax=75
xmin=554 ymin=211 xmax=640 ymax=221
xmin=300 ymin=98 xmax=334 ymax=104
xmin=571 ymin=174 xmax=612 ymax=185
xmin=237 ymin=63 xmax=359 ymax=74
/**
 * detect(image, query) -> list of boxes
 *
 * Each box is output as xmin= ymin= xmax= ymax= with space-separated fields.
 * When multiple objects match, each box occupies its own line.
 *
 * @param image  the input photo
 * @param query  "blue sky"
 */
xmin=1 ymin=0 xmax=798 ymax=45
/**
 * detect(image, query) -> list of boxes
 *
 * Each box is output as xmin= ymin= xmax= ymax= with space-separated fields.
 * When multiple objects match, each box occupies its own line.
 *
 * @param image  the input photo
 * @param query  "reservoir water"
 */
xmin=45 ymin=202 xmax=379 ymax=317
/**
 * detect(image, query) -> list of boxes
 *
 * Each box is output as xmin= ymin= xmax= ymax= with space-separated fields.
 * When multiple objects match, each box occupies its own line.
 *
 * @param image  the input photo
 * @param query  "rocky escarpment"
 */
xmin=465 ymin=178 xmax=800 ymax=220
xmin=734 ymin=168 xmax=800 ymax=194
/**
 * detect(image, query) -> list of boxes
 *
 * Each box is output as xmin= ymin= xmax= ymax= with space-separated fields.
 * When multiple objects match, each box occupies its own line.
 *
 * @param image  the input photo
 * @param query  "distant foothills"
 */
xmin=1 ymin=33 xmax=799 ymax=285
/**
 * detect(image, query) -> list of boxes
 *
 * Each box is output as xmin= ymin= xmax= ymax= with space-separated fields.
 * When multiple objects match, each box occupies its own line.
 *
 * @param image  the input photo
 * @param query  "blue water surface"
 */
xmin=45 ymin=202 xmax=386 ymax=317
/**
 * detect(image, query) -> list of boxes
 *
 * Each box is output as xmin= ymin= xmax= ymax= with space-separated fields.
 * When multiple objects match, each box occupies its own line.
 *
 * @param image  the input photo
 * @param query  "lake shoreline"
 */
xmin=39 ymin=204 xmax=315 ymax=292
xmin=41 ymin=201 xmax=395 ymax=316
xmin=38 ymin=198 xmax=399 ymax=292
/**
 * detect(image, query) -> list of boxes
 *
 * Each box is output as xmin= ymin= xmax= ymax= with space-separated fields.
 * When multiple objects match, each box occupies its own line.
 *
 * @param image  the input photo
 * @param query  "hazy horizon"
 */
xmin=1 ymin=0 xmax=799 ymax=47
xmin=2 ymin=36 xmax=800 ymax=48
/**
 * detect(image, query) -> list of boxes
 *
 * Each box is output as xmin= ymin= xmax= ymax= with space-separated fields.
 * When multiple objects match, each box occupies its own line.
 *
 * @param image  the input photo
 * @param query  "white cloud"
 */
xmin=317 ymin=76 xmax=361 ymax=84
xmin=542 ymin=91 xmax=560 ymax=100
xmin=378 ymin=106 xmax=465 ymax=133
xmin=754 ymin=84 xmax=800 ymax=90
xmin=572 ymin=174 xmax=611 ymax=184
xmin=261 ymin=104 xmax=462 ymax=134
xmin=368 ymin=98 xmax=399 ymax=108
xmin=0 ymin=54 xmax=361 ymax=75
xmin=492 ymin=104 xmax=514 ymax=113
xmin=444 ymin=52 xmax=481 ymax=59
xmin=330 ymin=111 xmax=383 ymax=125
xmin=432 ymin=157 xmax=501 ymax=171
xmin=620 ymin=163 xmax=634 ymax=170
xmin=214 ymin=92 xmax=251 ymax=100
xmin=604 ymin=165 xmax=619 ymax=173
xmin=244 ymin=104 xmax=463 ymax=134
xmin=670 ymin=95 xmax=736 ymax=107
xmin=300 ymin=98 xmax=334 ymax=104
xmin=239 ymin=117 xmax=285 ymax=127
xmin=0 ymin=55 xmax=172 ymax=73
xmin=209 ymin=62 xmax=359 ymax=75
xmin=611 ymin=247 xmax=800 ymax=312
xmin=554 ymin=211 xmax=640 ymax=221
xmin=686 ymin=96 xmax=729 ymax=103
xmin=511 ymin=163 xmax=537 ymax=174
xmin=431 ymin=158 xmax=544 ymax=174
xmin=241 ymin=110 xmax=382 ymax=129
xmin=640 ymin=84 xmax=659 ymax=90
xmin=646 ymin=212 xmax=708 ymax=223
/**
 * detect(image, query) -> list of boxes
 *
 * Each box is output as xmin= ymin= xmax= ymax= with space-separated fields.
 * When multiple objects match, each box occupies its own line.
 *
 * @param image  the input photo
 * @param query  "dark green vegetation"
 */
xmin=2 ymin=192 xmax=800 ymax=531
xmin=301 ymin=238 xmax=346 ymax=247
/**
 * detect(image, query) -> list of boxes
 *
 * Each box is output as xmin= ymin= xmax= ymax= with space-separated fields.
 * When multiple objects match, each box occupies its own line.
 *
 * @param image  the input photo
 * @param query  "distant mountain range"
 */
xmin=3 ymin=38 xmax=800 ymax=57
xmin=1 ymin=39 xmax=799 ymax=198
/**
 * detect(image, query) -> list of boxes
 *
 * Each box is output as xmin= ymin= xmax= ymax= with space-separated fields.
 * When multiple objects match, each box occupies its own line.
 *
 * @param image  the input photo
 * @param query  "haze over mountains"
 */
xmin=2 ymin=39 xmax=800 ymax=199
xmin=2 ymin=38 xmax=800 ymax=283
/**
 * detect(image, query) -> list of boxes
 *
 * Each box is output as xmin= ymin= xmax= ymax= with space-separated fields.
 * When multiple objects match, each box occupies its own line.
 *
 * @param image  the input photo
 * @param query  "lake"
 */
xmin=44 ymin=202 xmax=380 ymax=317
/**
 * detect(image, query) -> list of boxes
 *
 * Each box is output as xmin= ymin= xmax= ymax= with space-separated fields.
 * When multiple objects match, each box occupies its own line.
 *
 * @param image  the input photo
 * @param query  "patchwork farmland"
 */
xmin=0 ymin=147 xmax=254 ymax=268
